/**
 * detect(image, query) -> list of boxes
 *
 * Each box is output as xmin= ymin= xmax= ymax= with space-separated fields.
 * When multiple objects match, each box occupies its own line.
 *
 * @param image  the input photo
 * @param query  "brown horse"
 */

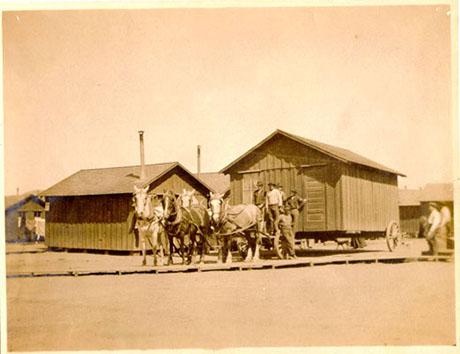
xmin=208 ymin=191 xmax=262 ymax=263
xmin=162 ymin=190 xmax=211 ymax=265
xmin=132 ymin=185 xmax=169 ymax=266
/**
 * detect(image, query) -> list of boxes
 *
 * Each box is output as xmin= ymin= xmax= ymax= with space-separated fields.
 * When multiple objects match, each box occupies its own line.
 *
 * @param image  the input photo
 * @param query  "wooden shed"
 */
xmin=220 ymin=129 xmax=405 ymax=240
xmin=398 ymin=188 xmax=422 ymax=237
xmin=419 ymin=183 xmax=454 ymax=217
xmin=5 ymin=192 xmax=45 ymax=242
xmin=41 ymin=162 xmax=214 ymax=252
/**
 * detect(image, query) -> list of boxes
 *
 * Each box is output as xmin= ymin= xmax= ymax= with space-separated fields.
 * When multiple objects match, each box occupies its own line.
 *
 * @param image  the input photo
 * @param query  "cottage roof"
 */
xmin=398 ymin=189 xmax=421 ymax=206
xmin=419 ymin=183 xmax=453 ymax=202
xmin=5 ymin=191 xmax=41 ymax=211
xmin=195 ymin=172 xmax=230 ymax=194
xmin=220 ymin=129 xmax=405 ymax=176
xmin=17 ymin=199 xmax=46 ymax=212
xmin=41 ymin=162 xmax=214 ymax=196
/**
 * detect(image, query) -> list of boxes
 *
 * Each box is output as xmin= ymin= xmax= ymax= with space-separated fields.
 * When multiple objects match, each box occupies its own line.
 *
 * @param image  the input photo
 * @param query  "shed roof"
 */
xmin=398 ymin=189 xmax=421 ymax=206
xmin=221 ymin=129 xmax=405 ymax=176
xmin=195 ymin=172 xmax=230 ymax=194
xmin=41 ymin=162 xmax=214 ymax=197
xmin=18 ymin=199 xmax=46 ymax=212
xmin=419 ymin=183 xmax=453 ymax=202
xmin=5 ymin=191 xmax=41 ymax=211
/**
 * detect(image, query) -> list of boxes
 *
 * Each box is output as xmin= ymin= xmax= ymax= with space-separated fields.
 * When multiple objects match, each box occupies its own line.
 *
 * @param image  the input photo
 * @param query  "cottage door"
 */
xmin=301 ymin=166 xmax=327 ymax=231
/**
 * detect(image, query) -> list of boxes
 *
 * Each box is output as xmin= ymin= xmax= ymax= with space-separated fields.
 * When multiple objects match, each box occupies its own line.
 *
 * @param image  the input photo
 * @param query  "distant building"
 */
xmin=398 ymin=188 xmax=421 ymax=237
xmin=398 ymin=183 xmax=454 ymax=237
xmin=5 ymin=192 xmax=45 ymax=242
xmin=419 ymin=183 xmax=454 ymax=217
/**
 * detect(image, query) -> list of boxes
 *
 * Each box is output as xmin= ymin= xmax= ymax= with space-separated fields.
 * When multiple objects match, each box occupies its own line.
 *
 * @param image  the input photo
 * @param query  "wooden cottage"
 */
xmin=41 ymin=162 xmax=214 ymax=252
xmin=220 ymin=129 xmax=405 ymax=240
xmin=398 ymin=188 xmax=422 ymax=237
xmin=5 ymin=192 xmax=45 ymax=242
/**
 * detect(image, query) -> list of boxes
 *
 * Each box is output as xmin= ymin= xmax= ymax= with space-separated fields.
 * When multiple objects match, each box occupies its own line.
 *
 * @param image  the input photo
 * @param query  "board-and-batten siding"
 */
xmin=399 ymin=205 xmax=421 ymax=236
xmin=228 ymin=135 xmax=339 ymax=232
xmin=339 ymin=164 xmax=399 ymax=232
xmin=226 ymin=134 xmax=399 ymax=234
xmin=46 ymin=195 xmax=133 ymax=251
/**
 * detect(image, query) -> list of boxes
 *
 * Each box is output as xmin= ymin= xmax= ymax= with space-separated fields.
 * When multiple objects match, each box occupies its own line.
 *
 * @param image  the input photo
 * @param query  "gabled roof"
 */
xmin=195 ymin=172 xmax=230 ymax=194
xmin=5 ymin=191 xmax=41 ymax=211
xmin=18 ymin=199 xmax=46 ymax=212
xmin=398 ymin=189 xmax=421 ymax=206
xmin=220 ymin=129 xmax=405 ymax=176
xmin=419 ymin=183 xmax=453 ymax=202
xmin=41 ymin=162 xmax=213 ymax=197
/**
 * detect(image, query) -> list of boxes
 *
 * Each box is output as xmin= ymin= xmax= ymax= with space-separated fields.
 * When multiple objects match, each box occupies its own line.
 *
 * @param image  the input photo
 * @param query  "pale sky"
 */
xmin=3 ymin=5 xmax=454 ymax=196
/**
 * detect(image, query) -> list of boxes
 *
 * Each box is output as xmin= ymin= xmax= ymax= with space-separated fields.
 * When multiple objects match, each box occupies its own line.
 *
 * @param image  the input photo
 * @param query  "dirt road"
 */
xmin=7 ymin=261 xmax=455 ymax=351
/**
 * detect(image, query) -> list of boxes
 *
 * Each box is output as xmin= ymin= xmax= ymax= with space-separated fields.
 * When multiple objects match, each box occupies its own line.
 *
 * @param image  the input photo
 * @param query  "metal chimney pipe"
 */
xmin=138 ymin=131 xmax=146 ymax=180
xmin=197 ymin=145 xmax=201 ymax=177
xmin=16 ymin=187 xmax=19 ymax=197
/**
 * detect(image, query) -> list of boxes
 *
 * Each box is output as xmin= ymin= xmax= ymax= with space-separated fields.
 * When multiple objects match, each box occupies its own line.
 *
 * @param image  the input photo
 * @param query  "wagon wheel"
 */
xmin=274 ymin=232 xmax=290 ymax=260
xmin=236 ymin=237 xmax=249 ymax=260
xmin=386 ymin=221 xmax=402 ymax=252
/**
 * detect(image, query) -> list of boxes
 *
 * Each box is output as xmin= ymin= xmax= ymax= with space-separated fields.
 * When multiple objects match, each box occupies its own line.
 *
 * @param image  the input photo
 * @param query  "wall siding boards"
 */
xmin=226 ymin=134 xmax=400 ymax=234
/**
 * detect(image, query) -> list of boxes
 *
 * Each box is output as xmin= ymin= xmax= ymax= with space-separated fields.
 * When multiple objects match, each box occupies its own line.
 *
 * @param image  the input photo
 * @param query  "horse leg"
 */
xmin=251 ymin=231 xmax=261 ymax=261
xmin=168 ymin=235 xmax=174 ymax=266
xmin=198 ymin=232 xmax=205 ymax=265
xmin=180 ymin=233 xmax=186 ymax=265
xmin=225 ymin=237 xmax=232 ymax=264
xmin=140 ymin=230 xmax=147 ymax=266
xmin=152 ymin=227 xmax=158 ymax=267
xmin=244 ymin=236 xmax=253 ymax=262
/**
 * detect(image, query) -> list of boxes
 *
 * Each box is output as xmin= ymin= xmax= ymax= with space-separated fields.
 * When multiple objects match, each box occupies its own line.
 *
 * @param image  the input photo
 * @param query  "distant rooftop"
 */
xmin=398 ymin=188 xmax=421 ymax=206
xmin=419 ymin=183 xmax=453 ymax=202
xmin=195 ymin=172 xmax=230 ymax=194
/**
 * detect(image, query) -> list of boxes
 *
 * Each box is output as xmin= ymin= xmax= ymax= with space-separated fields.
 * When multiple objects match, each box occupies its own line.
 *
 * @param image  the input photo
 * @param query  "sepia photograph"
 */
xmin=1 ymin=1 xmax=457 ymax=352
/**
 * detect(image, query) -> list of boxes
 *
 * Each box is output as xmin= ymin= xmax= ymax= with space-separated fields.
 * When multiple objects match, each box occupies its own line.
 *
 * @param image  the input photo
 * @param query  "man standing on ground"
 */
xmin=426 ymin=202 xmax=442 ymax=256
xmin=278 ymin=205 xmax=297 ymax=259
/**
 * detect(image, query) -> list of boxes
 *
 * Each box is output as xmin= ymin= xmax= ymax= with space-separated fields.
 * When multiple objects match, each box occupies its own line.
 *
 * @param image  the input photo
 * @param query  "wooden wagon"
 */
xmin=220 ymin=129 xmax=406 ymax=257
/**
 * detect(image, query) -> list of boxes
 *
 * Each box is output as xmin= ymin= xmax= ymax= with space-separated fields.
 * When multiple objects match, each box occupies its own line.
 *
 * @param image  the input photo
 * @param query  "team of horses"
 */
xmin=132 ymin=186 xmax=262 ymax=266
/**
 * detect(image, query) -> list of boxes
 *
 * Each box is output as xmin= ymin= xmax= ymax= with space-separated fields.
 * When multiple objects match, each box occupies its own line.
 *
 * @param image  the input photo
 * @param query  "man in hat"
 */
xmin=265 ymin=182 xmax=283 ymax=235
xmin=278 ymin=205 xmax=296 ymax=259
xmin=253 ymin=181 xmax=266 ymax=209
xmin=253 ymin=181 xmax=267 ymax=232
xmin=426 ymin=202 xmax=442 ymax=256
xmin=285 ymin=190 xmax=306 ymax=234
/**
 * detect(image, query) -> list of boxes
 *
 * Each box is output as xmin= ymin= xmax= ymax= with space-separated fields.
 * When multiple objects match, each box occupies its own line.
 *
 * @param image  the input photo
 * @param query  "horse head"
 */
xmin=209 ymin=191 xmax=229 ymax=225
xmin=133 ymin=185 xmax=150 ymax=219
xmin=179 ymin=189 xmax=199 ymax=208
xmin=162 ymin=190 xmax=178 ymax=221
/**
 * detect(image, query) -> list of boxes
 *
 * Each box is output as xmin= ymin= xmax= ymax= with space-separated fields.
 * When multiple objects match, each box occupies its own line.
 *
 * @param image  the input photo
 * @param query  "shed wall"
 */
xmin=45 ymin=194 xmax=135 ymax=251
xmin=399 ymin=205 xmax=421 ymax=236
xmin=340 ymin=164 xmax=399 ymax=232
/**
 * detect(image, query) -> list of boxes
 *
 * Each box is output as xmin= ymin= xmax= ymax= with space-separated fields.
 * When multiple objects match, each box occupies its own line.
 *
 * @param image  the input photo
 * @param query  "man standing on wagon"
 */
xmin=266 ymin=182 xmax=283 ymax=235
xmin=253 ymin=181 xmax=267 ymax=232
